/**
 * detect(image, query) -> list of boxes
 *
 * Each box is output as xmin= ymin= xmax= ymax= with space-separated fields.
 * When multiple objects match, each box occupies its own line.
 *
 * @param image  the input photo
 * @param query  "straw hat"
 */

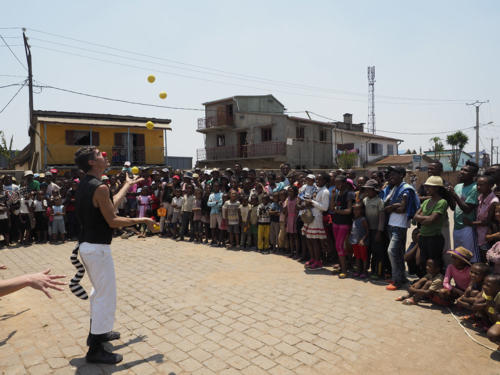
xmin=447 ymin=247 xmax=473 ymax=266
xmin=424 ymin=176 xmax=444 ymax=187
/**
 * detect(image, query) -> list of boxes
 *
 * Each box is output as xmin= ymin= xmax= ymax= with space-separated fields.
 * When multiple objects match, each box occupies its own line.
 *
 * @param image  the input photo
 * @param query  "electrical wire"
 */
xmin=447 ymin=307 xmax=497 ymax=352
xmin=0 ymin=81 xmax=26 ymax=89
xmin=0 ymin=34 xmax=27 ymax=72
xmin=0 ymin=80 xmax=27 ymax=114
xmin=26 ymin=27 xmax=473 ymax=104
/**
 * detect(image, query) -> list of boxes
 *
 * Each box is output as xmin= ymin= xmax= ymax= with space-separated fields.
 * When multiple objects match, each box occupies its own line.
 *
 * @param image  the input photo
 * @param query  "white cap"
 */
xmin=24 ymin=170 xmax=34 ymax=177
xmin=306 ymin=174 xmax=316 ymax=180
xmin=124 ymin=161 xmax=131 ymax=167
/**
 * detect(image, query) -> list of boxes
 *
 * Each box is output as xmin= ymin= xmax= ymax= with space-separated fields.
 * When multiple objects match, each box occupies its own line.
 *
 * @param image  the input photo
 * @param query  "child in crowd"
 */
xmin=219 ymin=193 xmax=229 ymax=246
xmin=51 ymin=195 xmax=65 ymax=243
xmin=170 ymin=188 xmax=183 ymax=238
xmin=396 ymin=258 xmax=443 ymax=305
xmin=404 ymin=228 xmax=421 ymax=277
xmin=438 ymin=247 xmax=473 ymax=303
xmin=350 ymin=202 xmax=370 ymax=278
xmin=457 ymin=262 xmax=490 ymax=315
xmin=137 ymin=187 xmax=152 ymax=219
xmin=208 ymin=182 xmax=223 ymax=246
xmin=469 ymin=176 xmax=499 ymax=262
xmin=481 ymin=274 xmax=500 ymax=350
xmin=249 ymin=194 xmax=259 ymax=249
xmin=32 ymin=191 xmax=48 ymax=243
xmin=192 ymin=188 xmax=203 ymax=243
xmin=278 ymin=189 xmax=288 ymax=253
xmin=362 ymin=179 xmax=387 ymax=279
xmin=223 ymin=190 xmax=241 ymax=249
xmin=269 ymin=192 xmax=281 ymax=253
xmin=180 ymin=184 xmax=195 ymax=241
xmin=239 ymin=195 xmax=251 ymax=249
xmin=472 ymin=274 xmax=500 ymax=334
xmin=201 ymin=185 xmax=211 ymax=244
xmin=19 ymin=192 xmax=33 ymax=245
xmin=486 ymin=203 xmax=500 ymax=274
xmin=257 ymin=194 xmax=272 ymax=252
xmin=331 ymin=175 xmax=354 ymax=278
xmin=284 ymin=186 xmax=299 ymax=258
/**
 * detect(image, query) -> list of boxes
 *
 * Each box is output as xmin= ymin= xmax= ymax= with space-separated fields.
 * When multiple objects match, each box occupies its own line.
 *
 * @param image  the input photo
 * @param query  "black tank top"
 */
xmin=76 ymin=175 xmax=113 ymax=244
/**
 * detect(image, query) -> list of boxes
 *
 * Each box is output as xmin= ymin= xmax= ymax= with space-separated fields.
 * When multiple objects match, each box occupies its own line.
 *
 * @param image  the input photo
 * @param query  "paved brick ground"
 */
xmin=0 ymin=237 xmax=498 ymax=374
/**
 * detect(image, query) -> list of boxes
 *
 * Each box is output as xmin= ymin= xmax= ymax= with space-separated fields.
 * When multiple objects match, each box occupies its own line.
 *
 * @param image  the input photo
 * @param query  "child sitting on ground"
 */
xmin=396 ymin=258 xmax=443 ymax=305
xmin=472 ymin=274 xmax=500 ymax=336
xmin=437 ymin=246 xmax=473 ymax=303
xmin=456 ymin=262 xmax=490 ymax=315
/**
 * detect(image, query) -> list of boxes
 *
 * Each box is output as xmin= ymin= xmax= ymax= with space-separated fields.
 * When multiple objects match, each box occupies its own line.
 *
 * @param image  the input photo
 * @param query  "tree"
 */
xmin=446 ymin=131 xmax=469 ymax=171
xmin=0 ymin=131 xmax=14 ymax=168
xmin=337 ymin=150 xmax=358 ymax=169
xmin=429 ymin=136 xmax=444 ymax=160
xmin=405 ymin=149 xmax=412 ymax=154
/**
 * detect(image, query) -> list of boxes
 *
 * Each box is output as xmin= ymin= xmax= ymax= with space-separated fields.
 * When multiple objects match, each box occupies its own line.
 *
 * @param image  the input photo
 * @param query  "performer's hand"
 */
xmin=27 ymin=269 xmax=66 ymax=299
xmin=126 ymin=173 xmax=144 ymax=186
xmin=144 ymin=218 xmax=158 ymax=233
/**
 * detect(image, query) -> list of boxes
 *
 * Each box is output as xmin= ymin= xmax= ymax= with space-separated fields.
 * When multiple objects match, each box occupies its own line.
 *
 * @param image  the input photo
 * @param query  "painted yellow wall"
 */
xmin=38 ymin=122 xmax=164 ymax=166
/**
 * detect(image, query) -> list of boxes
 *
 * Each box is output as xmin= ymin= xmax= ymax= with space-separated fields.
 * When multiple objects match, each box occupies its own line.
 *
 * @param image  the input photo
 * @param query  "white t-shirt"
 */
xmin=33 ymin=199 xmax=47 ymax=212
xmin=19 ymin=198 xmax=32 ymax=214
xmin=386 ymin=184 xmax=410 ymax=228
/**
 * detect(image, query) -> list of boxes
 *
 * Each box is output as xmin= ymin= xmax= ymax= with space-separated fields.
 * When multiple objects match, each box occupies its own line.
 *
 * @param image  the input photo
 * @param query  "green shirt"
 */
xmin=419 ymin=198 xmax=448 ymax=237
xmin=453 ymin=183 xmax=478 ymax=230
xmin=28 ymin=179 xmax=40 ymax=192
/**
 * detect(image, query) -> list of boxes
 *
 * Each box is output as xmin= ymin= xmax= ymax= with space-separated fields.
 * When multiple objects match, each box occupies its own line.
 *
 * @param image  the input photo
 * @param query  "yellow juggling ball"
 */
xmin=159 ymin=91 xmax=167 ymax=99
xmin=146 ymin=121 xmax=155 ymax=130
xmin=147 ymin=75 xmax=156 ymax=83
xmin=131 ymin=166 xmax=139 ymax=175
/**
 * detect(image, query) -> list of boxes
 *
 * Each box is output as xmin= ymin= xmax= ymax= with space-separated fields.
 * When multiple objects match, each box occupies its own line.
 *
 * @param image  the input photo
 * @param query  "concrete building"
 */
xmin=423 ymin=149 xmax=473 ymax=171
xmin=196 ymin=95 xmax=401 ymax=169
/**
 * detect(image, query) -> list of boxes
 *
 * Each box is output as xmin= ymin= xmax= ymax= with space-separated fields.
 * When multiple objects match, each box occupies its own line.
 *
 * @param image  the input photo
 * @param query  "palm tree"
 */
xmin=446 ymin=131 xmax=469 ymax=171
xmin=429 ymin=136 xmax=444 ymax=160
xmin=0 ymin=131 xmax=14 ymax=168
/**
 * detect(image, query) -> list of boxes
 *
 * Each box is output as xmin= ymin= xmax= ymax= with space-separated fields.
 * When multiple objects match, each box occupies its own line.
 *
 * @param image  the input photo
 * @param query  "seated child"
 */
xmin=396 ymin=258 xmax=443 ymax=305
xmin=456 ymin=262 xmax=490 ymax=315
xmin=472 ymin=274 xmax=500 ymax=344
xmin=437 ymin=246 xmax=473 ymax=303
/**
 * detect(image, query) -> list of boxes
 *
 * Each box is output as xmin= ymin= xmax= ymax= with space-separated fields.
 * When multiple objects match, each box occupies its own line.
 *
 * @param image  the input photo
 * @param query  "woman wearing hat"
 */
xmin=413 ymin=176 xmax=448 ymax=276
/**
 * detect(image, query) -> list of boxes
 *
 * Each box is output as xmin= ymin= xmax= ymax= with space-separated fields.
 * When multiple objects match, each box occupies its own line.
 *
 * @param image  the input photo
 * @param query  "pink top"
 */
xmin=486 ymin=242 xmax=500 ymax=274
xmin=477 ymin=192 xmax=499 ymax=246
xmin=443 ymin=264 xmax=471 ymax=291
xmin=137 ymin=195 xmax=151 ymax=218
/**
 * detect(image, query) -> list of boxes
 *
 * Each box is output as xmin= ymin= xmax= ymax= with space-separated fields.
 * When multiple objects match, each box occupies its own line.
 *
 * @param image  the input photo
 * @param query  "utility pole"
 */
xmin=466 ymin=100 xmax=488 ymax=165
xmin=491 ymin=138 xmax=494 ymax=168
xmin=22 ymin=29 xmax=34 ymax=138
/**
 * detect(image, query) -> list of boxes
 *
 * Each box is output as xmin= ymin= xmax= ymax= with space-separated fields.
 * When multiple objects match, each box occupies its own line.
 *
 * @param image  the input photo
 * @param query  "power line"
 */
xmin=0 ymin=81 xmax=27 ymax=89
xmin=0 ymin=34 xmax=27 ymax=71
xmin=27 ymin=27 xmax=473 ymax=104
xmin=0 ymin=80 xmax=27 ymax=114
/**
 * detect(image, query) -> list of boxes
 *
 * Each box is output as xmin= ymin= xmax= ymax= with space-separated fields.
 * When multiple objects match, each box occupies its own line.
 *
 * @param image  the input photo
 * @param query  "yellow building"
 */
xmin=27 ymin=110 xmax=172 ymax=171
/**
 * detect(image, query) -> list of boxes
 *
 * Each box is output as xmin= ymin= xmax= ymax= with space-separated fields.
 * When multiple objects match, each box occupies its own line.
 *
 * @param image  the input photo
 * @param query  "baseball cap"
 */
xmin=24 ymin=170 xmax=34 ymax=177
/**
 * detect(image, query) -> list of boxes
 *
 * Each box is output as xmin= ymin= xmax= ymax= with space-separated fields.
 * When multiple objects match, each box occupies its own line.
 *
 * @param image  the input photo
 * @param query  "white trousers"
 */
xmin=79 ymin=242 xmax=116 ymax=334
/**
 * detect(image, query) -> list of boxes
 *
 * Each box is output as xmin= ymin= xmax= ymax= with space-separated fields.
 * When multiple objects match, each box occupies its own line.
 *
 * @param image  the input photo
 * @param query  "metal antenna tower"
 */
xmin=367 ymin=66 xmax=375 ymax=134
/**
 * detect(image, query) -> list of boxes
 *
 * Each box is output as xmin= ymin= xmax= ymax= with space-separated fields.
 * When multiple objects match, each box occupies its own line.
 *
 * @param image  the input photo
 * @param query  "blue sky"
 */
xmin=1 ymin=1 xmax=499 ymax=161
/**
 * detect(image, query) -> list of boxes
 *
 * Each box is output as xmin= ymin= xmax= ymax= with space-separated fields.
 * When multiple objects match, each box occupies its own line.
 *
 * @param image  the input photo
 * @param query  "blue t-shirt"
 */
xmin=207 ymin=192 xmax=223 ymax=215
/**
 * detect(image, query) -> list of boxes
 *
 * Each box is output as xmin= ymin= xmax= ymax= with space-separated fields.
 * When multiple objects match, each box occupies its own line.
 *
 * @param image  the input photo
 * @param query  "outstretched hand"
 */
xmin=144 ymin=218 xmax=159 ymax=233
xmin=126 ymin=173 xmax=144 ymax=186
xmin=27 ymin=269 xmax=66 ymax=299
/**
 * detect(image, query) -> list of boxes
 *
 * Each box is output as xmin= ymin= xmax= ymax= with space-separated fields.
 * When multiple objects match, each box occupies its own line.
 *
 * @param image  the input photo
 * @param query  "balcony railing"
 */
xmin=197 ymin=141 xmax=286 ymax=161
xmin=197 ymin=112 xmax=234 ymax=130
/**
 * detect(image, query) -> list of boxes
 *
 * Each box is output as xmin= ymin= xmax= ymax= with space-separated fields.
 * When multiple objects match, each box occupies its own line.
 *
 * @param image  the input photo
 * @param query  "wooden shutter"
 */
xmin=114 ymin=133 xmax=123 ymax=146
xmin=136 ymin=134 xmax=145 ymax=146
xmin=66 ymin=130 xmax=74 ymax=145
xmin=92 ymin=132 xmax=100 ymax=146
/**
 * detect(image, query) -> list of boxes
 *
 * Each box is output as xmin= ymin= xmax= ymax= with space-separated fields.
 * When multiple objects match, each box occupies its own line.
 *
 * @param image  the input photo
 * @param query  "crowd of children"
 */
xmin=1 ymin=160 xmax=500 ymax=349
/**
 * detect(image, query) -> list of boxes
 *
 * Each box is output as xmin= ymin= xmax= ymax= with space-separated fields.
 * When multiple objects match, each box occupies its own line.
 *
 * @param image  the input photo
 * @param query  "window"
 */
xmin=296 ymin=126 xmax=305 ymax=141
xmin=217 ymin=135 xmax=225 ymax=147
xmin=369 ymin=143 xmax=383 ymax=155
xmin=65 ymin=130 xmax=99 ymax=146
xmin=387 ymin=144 xmax=394 ymax=155
xmin=319 ymin=129 xmax=327 ymax=142
xmin=261 ymin=127 xmax=272 ymax=142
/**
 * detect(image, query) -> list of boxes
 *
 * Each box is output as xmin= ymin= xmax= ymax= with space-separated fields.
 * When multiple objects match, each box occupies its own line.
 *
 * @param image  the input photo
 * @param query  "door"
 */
xmin=238 ymin=132 xmax=247 ymax=158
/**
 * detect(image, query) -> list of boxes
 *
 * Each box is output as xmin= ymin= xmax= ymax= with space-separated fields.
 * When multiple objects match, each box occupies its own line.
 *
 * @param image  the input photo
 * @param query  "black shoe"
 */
xmin=86 ymin=331 xmax=121 ymax=346
xmin=86 ymin=346 xmax=123 ymax=364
